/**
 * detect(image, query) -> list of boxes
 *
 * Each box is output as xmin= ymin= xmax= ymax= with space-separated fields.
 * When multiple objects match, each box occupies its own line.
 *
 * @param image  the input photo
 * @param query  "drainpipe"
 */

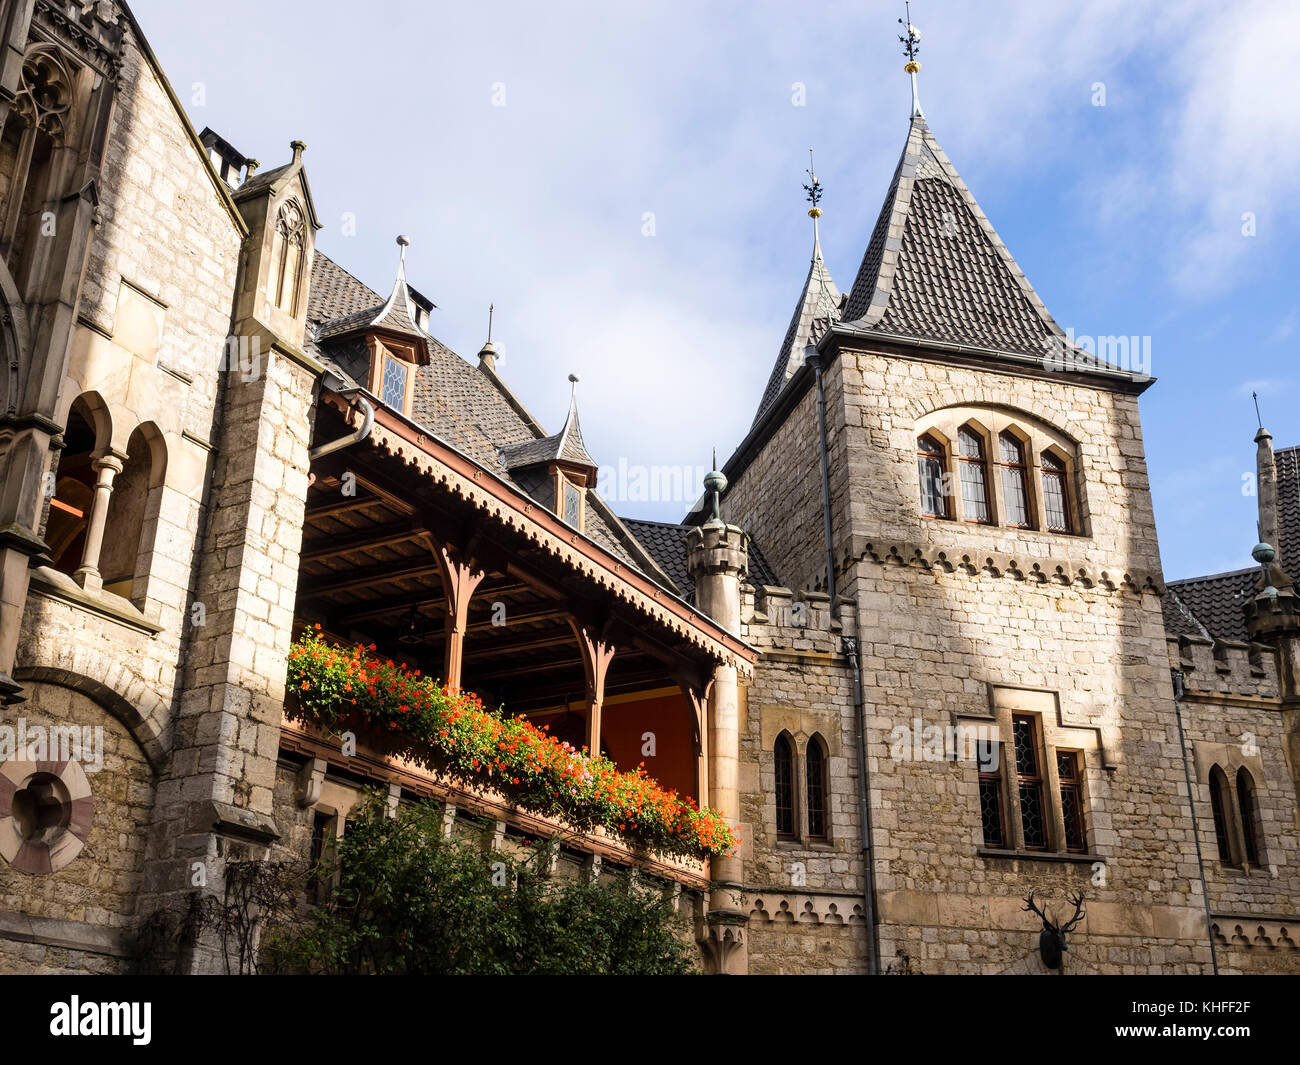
xmin=311 ymin=378 xmax=375 ymax=460
xmin=1171 ymin=667 xmax=1219 ymax=975
xmin=805 ymin=345 xmax=836 ymax=604
xmin=843 ymin=634 xmax=880 ymax=974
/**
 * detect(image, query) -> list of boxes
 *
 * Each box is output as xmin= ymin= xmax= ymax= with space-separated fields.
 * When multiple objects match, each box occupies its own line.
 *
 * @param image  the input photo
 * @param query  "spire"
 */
xmin=477 ymin=302 xmax=499 ymax=372
xmin=899 ymin=4 xmax=923 ymax=119
xmin=500 ymin=373 xmax=597 ymax=473
xmin=752 ymin=151 xmax=842 ymax=425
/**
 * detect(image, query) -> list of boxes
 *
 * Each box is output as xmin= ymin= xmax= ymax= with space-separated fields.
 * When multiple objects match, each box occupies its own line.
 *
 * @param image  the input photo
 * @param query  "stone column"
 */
xmin=685 ymin=511 xmax=749 ymax=974
xmin=72 ymin=449 xmax=125 ymax=592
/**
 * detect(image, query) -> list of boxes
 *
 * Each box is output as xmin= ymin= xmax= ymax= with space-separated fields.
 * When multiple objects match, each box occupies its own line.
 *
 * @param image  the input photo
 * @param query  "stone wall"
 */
xmin=0 ymin=681 xmax=155 ymax=974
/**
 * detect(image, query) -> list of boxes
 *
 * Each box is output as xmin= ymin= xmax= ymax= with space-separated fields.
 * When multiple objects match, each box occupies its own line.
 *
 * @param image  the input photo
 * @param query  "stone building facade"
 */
xmin=0 ymin=1 xmax=1294 ymax=975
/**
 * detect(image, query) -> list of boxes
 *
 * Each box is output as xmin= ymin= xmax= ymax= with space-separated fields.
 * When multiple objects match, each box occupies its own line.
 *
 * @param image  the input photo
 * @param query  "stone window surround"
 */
xmin=1192 ymin=740 xmax=1270 ymax=875
xmin=960 ymin=684 xmax=1107 ymax=863
xmin=914 ymin=405 xmax=1086 ymax=537
xmin=768 ymin=727 xmax=835 ymax=849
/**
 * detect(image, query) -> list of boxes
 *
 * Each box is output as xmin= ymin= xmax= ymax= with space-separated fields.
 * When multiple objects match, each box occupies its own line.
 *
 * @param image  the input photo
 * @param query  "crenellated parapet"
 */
xmin=740 ymin=584 xmax=856 ymax=655
xmin=1168 ymin=634 xmax=1278 ymax=700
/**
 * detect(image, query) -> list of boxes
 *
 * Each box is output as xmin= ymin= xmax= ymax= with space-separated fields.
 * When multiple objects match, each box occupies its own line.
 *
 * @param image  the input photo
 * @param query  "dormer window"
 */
xmin=561 ymin=475 xmax=583 ymax=529
xmin=379 ymin=353 xmax=409 ymax=410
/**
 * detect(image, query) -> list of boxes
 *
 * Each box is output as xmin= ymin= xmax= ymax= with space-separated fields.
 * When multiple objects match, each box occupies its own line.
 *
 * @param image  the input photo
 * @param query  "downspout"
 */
xmin=1171 ymin=667 xmax=1220 ymax=975
xmin=843 ymin=634 xmax=880 ymax=974
xmin=311 ymin=379 xmax=374 ymax=460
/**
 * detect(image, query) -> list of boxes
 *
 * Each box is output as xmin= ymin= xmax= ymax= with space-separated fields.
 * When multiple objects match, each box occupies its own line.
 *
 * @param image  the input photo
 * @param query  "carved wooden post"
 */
xmin=570 ymin=619 xmax=614 ymax=756
xmin=431 ymin=539 xmax=485 ymax=692
xmin=675 ymin=671 xmax=713 ymax=806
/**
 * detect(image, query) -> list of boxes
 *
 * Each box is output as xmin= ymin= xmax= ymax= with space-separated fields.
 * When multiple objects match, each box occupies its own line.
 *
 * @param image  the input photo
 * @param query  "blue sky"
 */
xmin=131 ymin=0 xmax=1299 ymax=581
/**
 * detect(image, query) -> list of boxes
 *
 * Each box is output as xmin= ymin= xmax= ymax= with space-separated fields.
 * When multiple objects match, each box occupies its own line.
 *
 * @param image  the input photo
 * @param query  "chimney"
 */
xmin=199 ymin=127 xmax=248 ymax=189
xmin=1257 ymin=425 xmax=1280 ymax=566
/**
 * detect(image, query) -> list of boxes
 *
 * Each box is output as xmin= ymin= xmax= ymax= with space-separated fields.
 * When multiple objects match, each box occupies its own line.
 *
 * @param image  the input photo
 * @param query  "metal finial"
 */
xmin=487 ymin=303 xmax=494 ymax=344
xmin=899 ymin=3 xmax=924 ymax=117
xmin=396 ymin=234 xmax=410 ymax=268
xmin=803 ymin=147 xmax=824 ymax=219
xmin=568 ymin=372 xmax=580 ymax=395
xmin=1253 ymin=390 xmax=1263 ymax=429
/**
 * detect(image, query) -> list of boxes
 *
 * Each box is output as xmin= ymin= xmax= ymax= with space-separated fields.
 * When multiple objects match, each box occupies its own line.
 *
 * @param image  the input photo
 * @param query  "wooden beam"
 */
xmin=300 ymin=558 xmax=440 ymax=597
xmin=340 ymin=580 xmax=527 ymax=625
xmin=304 ymin=492 xmax=388 ymax=521
xmin=473 ymin=657 xmax=584 ymax=682
xmin=300 ymin=520 xmax=424 ymax=563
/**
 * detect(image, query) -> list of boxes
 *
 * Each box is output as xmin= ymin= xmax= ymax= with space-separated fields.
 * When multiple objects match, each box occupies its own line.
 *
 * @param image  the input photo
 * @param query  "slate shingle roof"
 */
xmin=303 ymin=251 xmax=674 ymax=590
xmin=753 ymin=231 xmax=840 ymax=426
xmin=1163 ymin=442 xmax=1300 ymax=643
xmin=500 ymin=395 xmax=596 ymax=471
xmin=841 ymin=116 xmax=1068 ymax=357
xmin=621 ymin=518 xmax=781 ymax=602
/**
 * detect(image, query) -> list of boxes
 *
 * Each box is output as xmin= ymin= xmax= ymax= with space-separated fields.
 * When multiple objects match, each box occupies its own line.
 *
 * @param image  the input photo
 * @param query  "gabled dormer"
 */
xmin=501 ymin=375 xmax=598 ymax=531
xmin=312 ymin=236 xmax=431 ymax=415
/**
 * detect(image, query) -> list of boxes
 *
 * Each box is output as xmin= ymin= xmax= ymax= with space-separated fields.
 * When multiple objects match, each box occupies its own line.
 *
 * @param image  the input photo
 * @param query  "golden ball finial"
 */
xmin=807 ymin=206 xmax=823 ymax=219
xmin=904 ymin=60 xmax=921 ymax=75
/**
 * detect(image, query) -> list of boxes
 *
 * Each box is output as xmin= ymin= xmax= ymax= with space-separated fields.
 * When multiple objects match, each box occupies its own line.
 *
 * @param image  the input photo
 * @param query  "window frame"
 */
xmin=956 ymin=424 xmax=994 ymax=525
xmin=996 ymin=430 xmax=1034 ymax=529
xmin=1040 ymin=449 xmax=1073 ymax=534
xmin=917 ymin=432 xmax=951 ymax=519
xmin=774 ymin=733 xmax=797 ymax=841
xmin=805 ymin=735 xmax=829 ymax=842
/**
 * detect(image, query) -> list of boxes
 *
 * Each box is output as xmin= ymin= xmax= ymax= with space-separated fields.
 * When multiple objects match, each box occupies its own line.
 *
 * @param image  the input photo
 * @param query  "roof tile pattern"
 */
xmin=1164 ymin=441 xmax=1300 ymax=642
xmin=303 ymin=251 xmax=669 ymax=584
xmin=621 ymin=518 xmax=781 ymax=602
xmin=753 ymin=235 xmax=841 ymax=425
xmin=841 ymin=117 xmax=1065 ymax=357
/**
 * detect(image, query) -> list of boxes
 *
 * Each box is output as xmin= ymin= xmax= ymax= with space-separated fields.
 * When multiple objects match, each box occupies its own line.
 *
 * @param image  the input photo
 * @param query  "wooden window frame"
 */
xmin=1056 ymin=749 xmax=1087 ymax=854
xmin=1012 ymin=714 xmax=1049 ymax=851
xmin=996 ymin=431 xmax=1034 ymax=529
xmin=1040 ymin=450 xmax=1073 ymax=534
xmin=917 ymin=433 xmax=951 ymax=519
xmin=366 ymin=337 xmax=419 ymax=416
xmin=956 ymin=425 xmax=994 ymax=525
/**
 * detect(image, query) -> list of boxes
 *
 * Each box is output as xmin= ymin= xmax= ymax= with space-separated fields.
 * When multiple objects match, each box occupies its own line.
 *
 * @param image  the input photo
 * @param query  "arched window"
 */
xmin=806 ymin=736 xmax=828 ymax=841
xmin=1236 ymin=767 xmax=1261 ymax=866
xmin=774 ymin=734 xmax=795 ymax=840
xmin=917 ymin=434 xmax=949 ymax=518
xmin=1041 ymin=451 xmax=1072 ymax=533
xmin=1208 ymin=765 xmax=1233 ymax=864
xmin=956 ymin=426 xmax=992 ymax=523
xmin=268 ymin=200 xmax=305 ymax=314
xmin=997 ymin=432 xmax=1031 ymax=528
xmin=47 ymin=401 xmax=98 ymax=576
xmin=100 ymin=424 xmax=165 ymax=604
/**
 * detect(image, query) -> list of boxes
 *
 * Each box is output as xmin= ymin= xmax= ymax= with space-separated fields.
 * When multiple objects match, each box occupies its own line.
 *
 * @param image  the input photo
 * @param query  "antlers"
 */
xmin=1022 ymin=889 xmax=1086 ymax=932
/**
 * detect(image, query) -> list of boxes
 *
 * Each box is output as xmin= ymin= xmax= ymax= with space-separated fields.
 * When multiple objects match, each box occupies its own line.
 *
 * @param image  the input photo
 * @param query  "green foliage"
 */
xmin=263 ymin=793 xmax=700 ymax=975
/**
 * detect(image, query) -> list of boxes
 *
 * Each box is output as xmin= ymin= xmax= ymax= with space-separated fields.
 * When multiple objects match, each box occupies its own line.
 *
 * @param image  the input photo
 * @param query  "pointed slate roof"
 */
xmin=841 ymin=115 xmax=1066 ymax=356
xmin=314 ymin=239 xmax=426 ymax=346
xmin=500 ymin=387 xmax=597 ymax=471
xmin=753 ymin=227 xmax=841 ymax=425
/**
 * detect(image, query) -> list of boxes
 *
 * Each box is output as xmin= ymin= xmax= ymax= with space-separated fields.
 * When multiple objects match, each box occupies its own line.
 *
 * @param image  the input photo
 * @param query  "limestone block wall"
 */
xmin=737 ymin=584 xmax=870 ymax=971
xmin=0 ymin=681 xmax=155 ymax=974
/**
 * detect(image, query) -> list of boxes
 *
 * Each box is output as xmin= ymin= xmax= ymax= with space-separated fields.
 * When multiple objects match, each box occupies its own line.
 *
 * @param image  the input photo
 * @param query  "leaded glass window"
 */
xmin=1041 ymin=451 xmax=1072 ymax=533
xmin=1057 ymin=751 xmax=1086 ymax=853
xmin=957 ymin=427 xmax=991 ymax=523
xmin=917 ymin=434 xmax=949 ymax=518
xmin=998 ymin=432 xmax=1031 ymax=527
xmin=1237 ymin=767 xmax=1260 ymax=866
xmin=1013 ymin=715 xmax=1047 ymax=850
xmin=979 ymin=771 xmax=1005 ymax=848
xmin=1209 ymin=766 xmax=1233 ymax=863
xmin=563 ymin=479 xmax=581 ymax=529
xmin=380 ymin=355 xmax=409 ymax=411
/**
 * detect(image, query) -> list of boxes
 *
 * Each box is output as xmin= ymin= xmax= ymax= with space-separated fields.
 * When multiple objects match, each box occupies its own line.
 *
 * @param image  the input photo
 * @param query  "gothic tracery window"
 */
xmin=268 ymin=199 xmax=305 ymax=313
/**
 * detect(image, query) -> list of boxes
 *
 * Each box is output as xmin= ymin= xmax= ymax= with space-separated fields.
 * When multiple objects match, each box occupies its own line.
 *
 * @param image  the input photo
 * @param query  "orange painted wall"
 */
xmin=599 ymin=693 xmax=698 ymax=803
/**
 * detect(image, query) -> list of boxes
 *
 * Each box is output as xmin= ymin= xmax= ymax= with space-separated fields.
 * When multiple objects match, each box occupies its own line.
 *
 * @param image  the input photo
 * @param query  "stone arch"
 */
xmin=0 ymin=265 xmax=30 ymax=418
xmin=13 ymin=663 xmax=168 ymax=772
xmin=907 ymin=393 xmax=1087 ymax=450
xmin=101 ymin=421 xmax=167 ymax=603
xmin=45 ymin=392 xmax=113 ymax=576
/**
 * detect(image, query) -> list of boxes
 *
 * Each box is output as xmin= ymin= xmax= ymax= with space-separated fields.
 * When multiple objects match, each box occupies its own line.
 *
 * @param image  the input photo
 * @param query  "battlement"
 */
xmin=740 ymin=584 xmax=856 ymax=655
xmin=1167 ymin=634 xmax=1279 ymax=700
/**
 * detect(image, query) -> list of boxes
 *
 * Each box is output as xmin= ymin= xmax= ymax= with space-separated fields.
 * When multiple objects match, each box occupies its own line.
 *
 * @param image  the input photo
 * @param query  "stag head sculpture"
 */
xmin=1023 ymin=890 xmax=1086 ymax=970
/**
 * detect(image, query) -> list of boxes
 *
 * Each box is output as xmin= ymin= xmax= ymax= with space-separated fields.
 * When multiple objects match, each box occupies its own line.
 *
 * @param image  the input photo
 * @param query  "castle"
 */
xmin=0 ymin=1 xmax=1295 ymax=975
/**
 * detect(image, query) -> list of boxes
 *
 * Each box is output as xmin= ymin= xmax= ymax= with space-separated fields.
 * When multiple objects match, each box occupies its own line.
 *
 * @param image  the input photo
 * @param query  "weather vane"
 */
xmin=898 ymin=3 xmax=924 ymax=117
xmin=803 ymin=147 xmax=823 ymax=218
xmin=899 ymin=2 xmax=920 ymax=68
